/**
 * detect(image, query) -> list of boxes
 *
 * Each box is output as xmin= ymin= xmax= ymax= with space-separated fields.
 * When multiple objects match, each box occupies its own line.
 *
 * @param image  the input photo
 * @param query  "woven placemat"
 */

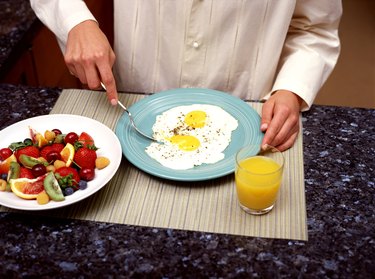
xmin=1 ymin=89 xmax=307 ymax=240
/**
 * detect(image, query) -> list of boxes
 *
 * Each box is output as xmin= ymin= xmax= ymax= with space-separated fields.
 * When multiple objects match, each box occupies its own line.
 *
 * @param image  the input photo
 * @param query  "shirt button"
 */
xmin=193 ymin=41 xmax=199 ymax=48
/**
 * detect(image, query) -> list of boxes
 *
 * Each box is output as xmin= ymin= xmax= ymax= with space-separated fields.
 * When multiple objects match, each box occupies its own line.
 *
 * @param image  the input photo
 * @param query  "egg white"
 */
xmin=145 ymin=104 xmax=238 ymax=170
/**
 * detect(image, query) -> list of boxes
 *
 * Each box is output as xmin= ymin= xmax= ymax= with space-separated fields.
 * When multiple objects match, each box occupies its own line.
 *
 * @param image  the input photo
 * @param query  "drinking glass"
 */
xmin=235 ymin=145 xmax=284 ymax=215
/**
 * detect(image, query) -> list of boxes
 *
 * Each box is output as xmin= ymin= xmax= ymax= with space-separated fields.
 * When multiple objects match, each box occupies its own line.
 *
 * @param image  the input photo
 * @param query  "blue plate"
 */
xmin=115 ymin=88 xmax=264 ymax=181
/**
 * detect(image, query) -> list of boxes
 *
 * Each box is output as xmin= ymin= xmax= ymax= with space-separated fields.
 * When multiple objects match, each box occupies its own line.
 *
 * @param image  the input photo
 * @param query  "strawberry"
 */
xmin=19 ymin=167 xmax=34 ymax=179
xmin=74 ymin=147 xmax=97 ymax=169
xmin=14 ymin=146 xmax=40 ymax=161
xmin=78 ymin=132 xmax=94 ymax=148
xmin=55 ymin=166 xmax=80 ymax=188
xmin=40 ymin=146 xmax=52 ymax=159
xmin=40 ymin=143 xmax=65 ymax=160
xmin=51 ymin=143 xmax=65 ymax=152
xmin=40 ymin=146 xmax=55 ymax=161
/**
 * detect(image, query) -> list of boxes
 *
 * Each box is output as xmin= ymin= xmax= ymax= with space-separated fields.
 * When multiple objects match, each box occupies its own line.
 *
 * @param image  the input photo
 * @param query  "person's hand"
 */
xmin=65 ymin=20 xmax=118 ymax=105
xmin=260 ymin=90 xmax=303 ymax=151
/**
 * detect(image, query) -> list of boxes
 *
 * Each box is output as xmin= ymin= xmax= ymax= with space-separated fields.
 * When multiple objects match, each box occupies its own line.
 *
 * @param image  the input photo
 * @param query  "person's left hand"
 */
xmin=260 ymin=90 xmax=303 ymax=151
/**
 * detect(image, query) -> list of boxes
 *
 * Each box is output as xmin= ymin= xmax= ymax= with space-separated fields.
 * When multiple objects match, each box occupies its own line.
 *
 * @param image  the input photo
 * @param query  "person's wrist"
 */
xmin=69 ymin=19 xmax=99 ymax=36
xmin=275 ymin=90 xmax=304 ymax=110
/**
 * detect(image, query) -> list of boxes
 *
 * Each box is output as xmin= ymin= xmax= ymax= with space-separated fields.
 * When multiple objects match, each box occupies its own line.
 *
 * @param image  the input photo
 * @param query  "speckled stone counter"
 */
xmin=0 ymin=0 xmax=37 ymax=76
xmin=0 ymin=84 xmax=374 ymax=278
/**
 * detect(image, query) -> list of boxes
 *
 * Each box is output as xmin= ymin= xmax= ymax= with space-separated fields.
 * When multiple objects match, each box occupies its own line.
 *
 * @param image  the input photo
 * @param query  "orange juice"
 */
xmin=235 ymin=156 xmax=282 ymax=210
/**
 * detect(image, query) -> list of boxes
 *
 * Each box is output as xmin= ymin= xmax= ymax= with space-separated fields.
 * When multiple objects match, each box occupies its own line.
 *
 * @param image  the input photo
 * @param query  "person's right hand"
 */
xmin=65 ymin=20 xmax=118 ymax=105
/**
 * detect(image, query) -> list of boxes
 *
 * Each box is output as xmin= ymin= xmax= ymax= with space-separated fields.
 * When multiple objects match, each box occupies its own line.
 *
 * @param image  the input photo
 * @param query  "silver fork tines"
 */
xmin=101 ymin=82 xmax=157 ymax=142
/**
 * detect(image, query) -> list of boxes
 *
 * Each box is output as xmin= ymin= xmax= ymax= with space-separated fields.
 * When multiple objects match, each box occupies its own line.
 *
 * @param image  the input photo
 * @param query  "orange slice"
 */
xmin=35 ymin=133 xmax=48 ymax=148
xmin=0 ymin=154 xmax=17 ymax=174
xmin=60 ymin=143 xmax=75 ymax=167
xmin=10 ymin=176 xmax=46 ymax=200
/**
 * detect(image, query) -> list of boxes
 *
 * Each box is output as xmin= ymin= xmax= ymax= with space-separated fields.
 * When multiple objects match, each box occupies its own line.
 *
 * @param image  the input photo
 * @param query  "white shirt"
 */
xmin=30 ymin=0 xmax=342 ymax=109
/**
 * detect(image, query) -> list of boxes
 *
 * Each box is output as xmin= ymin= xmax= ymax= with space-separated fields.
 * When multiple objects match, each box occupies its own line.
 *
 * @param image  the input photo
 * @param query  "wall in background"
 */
xmin=314 ymin=0 xmax=375 ymax=109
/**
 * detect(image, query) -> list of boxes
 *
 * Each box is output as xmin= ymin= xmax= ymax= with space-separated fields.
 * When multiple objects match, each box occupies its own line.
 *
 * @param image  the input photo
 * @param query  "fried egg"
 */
xmin=145 ymin=104 xmax=238 ymax=170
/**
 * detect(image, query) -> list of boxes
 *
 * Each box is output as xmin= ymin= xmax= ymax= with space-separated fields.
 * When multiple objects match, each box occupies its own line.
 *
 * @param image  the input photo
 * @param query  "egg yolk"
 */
xmin=184 ymin=110 xmax=207 ymax=128
xmin=168 ymin=135 xmax=200 ymax=151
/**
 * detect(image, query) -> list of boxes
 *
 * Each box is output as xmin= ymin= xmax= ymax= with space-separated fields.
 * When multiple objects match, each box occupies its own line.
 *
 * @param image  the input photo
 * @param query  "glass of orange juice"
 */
xmin=235 ymin=144 xmax=284 ymax=215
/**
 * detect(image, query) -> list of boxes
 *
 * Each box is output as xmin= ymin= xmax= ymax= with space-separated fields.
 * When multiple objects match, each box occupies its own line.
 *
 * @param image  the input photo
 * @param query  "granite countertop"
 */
xmin=0 ymin=83 xmax=374 ymax=278
xmin=0 ymin=0 xmax=38 ymax=78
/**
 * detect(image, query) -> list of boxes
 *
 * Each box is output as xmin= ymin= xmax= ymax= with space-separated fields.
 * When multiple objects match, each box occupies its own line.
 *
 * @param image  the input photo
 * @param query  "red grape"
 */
xmin=79 ymin=168 xmax=95 ymax=181
xmin=46 ymin=151 xmax=61 ymax=163
xmin=31 ymin=164 xmax=47 ymax=178
xmin=64 ymin=132 xmax=78 ymax=145
xmin=52 ymin=129 xmax=62 ymax=135
xmin=0 ymin=148 xmax=13 ymax=161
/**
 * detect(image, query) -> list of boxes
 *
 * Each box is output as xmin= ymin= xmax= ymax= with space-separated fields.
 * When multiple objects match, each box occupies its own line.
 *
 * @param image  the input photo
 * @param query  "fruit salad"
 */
xmin=0 ymin=127 xmax=110 ymax=205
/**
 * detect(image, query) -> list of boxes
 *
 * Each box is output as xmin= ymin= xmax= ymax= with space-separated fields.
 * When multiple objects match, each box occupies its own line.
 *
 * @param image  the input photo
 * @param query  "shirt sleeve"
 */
xmin=30 ymin=0 xmax=96 ymax=49
xmin=266 ymin=0 xmax=342 ymax=110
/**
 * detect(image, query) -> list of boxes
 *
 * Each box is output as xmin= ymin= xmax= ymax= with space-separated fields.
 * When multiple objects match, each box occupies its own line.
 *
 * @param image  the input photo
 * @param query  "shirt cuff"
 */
xmin=56 ymin=11 xmax=97 ymax=49
xmin=262 ymin=79 xmax=315 ymax=112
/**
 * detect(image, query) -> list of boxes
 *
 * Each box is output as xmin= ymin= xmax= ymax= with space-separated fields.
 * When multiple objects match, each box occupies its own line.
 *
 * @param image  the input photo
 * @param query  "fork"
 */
xmin=100 ymin=82 xmax=157 ymax=142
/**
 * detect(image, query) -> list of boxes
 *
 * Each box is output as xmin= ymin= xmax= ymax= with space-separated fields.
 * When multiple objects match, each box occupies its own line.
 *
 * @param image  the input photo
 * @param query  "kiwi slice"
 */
xmin=43 ymin=172 xmax=65 ymax=201
xmin=8 ymin=162 xmax=21 ymax=181
xmin=19 ymin=154 xmax=48 ymax=168
xmin=6 ymin=162 xmax=21 ymax=191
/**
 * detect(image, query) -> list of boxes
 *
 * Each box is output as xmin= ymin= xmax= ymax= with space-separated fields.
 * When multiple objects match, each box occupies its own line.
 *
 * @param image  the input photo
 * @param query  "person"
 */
xmin=30 ymin=0 xmax=342 ymax=151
